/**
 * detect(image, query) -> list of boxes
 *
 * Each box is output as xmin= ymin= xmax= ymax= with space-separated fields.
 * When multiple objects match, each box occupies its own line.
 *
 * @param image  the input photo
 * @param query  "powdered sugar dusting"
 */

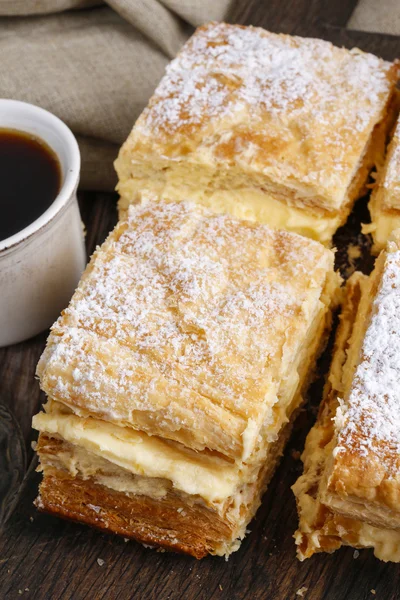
xmin=38 ymin=201 xmax=333 ymax=441
xmin=139 ymin=23 xmax=393 ymax=138
xmin=337 ymin=250 xmax=400 ymax=474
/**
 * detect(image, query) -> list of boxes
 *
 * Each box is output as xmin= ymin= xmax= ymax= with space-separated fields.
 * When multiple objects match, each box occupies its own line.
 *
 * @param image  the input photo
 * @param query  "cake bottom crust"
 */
xmin=37 ymin=467 xmax=230 ymax=559
xmin=35 ymin=411 xmax=296 ymax=559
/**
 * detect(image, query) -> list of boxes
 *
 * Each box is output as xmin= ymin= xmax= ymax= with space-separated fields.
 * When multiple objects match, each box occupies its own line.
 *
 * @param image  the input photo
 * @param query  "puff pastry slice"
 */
xmin=33 ymin=200 xmax=340 ymax=557
xmin=293 ymin=230 xmax=400 ymax=562
xmin=115 ymin=23 xmax=399 ymax=244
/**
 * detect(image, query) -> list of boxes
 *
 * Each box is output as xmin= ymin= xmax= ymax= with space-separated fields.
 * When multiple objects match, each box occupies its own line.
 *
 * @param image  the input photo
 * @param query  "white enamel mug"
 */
xmin=0 ymin=100 xmax=86 ymax=347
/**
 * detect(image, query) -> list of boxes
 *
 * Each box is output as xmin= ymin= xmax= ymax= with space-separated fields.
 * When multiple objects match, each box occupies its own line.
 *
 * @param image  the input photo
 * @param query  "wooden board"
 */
xmin=1 ymin=2 xmax=400 ymax=598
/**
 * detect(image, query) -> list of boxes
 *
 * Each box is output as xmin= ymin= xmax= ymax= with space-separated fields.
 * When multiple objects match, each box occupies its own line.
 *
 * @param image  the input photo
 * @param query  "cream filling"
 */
xmin=40 ymin=441 xmax=171 ymax=500
xmin=364 ymin=207 xmax=400 ymax=253
xmin=118 ymin=181 xmax=340 ymax=245
xmin=33 ymin=370 xmax=299 ymax=507
xmin=357 ymin=524 xmax=400 ymax=562
xmin=33 ymin=411 xmax=240 ymax=503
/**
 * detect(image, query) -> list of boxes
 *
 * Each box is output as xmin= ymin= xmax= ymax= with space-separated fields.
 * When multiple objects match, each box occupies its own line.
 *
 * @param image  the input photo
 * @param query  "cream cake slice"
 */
xmin=115 ymin=22 xmax=399 ymax=244
xmin=366 ymin=115 xmax=400 ymax=252
xmin=32 ymin=200 xmax=340 ymax=558
xmin=293 ymin=230 xmax=400 ymax=562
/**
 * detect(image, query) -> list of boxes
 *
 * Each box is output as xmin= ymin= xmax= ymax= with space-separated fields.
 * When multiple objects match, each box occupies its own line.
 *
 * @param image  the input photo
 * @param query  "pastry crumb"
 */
xmin=219 ymin=584 xmax=223 ymax=591
xmin=296 ymin=587 xmax=308 ymax=597
xmin=371 ymin=591 xmax=376 ymax=595
xmin=97 ymin=558 xmax=105 ymax=566
xmin=347 ymin=244 xmax=361 ymax=260
xmin=344 ymin=242 xmax=363 ymax=277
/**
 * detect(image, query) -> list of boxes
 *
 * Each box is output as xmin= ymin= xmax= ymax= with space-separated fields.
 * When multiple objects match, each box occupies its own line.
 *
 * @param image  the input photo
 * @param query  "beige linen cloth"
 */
xmin=1 ymin=1 xmax=398 ymax=191
xmin=0 ymin=1 xmax=233 ymax=190
xmin=348 ymin=0 xmax=400 ymax=37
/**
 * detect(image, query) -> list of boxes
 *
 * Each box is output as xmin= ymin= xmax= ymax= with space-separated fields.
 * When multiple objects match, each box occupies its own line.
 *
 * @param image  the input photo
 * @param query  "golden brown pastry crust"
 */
xmin=115 ymin=23 xmax=399 ymax=242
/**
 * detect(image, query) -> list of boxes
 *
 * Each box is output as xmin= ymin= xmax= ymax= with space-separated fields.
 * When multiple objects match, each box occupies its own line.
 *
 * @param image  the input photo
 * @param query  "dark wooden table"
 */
xmin=1 ymin=2 xmax=400 ymax=599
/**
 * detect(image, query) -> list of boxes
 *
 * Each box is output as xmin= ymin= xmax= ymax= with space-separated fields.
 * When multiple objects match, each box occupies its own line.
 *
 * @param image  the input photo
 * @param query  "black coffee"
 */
xmin=0 ymin=128 xmax=61 ymax=241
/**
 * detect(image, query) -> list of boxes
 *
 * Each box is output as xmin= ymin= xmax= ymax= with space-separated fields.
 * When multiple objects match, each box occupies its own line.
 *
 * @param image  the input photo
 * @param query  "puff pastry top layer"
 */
xmin=37 ymin=201 xmax=338 ymax=462
xmin=119 ymin=22 xmax=397 ymax=212
xmin=325 ymin=231 xmax=400 ymax=521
